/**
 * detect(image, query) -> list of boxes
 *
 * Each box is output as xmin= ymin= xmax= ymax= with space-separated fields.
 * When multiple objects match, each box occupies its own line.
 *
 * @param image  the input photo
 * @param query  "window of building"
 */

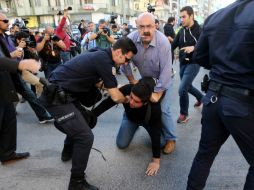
xmin=80 ymin=0 xmax=93 ymax=4
xmin=65 ymin=0 xmax=73 ymax=5
xmin=56 ymin=0 xmax=61 ymax=6
xmin=34 ymin=0 xmax=41 ymax=6
xmin=112 ymin=0 xmax=116 ymax=6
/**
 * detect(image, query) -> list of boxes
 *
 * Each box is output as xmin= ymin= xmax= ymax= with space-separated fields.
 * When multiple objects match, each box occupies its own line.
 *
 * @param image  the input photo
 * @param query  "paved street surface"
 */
xmin=0 ymin=62 xmax=248 ymax=190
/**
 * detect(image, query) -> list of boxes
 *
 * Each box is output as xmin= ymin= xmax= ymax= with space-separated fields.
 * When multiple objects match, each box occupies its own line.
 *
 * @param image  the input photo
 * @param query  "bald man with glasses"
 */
xmin=121 ymin=12 xmax=176 ymax=154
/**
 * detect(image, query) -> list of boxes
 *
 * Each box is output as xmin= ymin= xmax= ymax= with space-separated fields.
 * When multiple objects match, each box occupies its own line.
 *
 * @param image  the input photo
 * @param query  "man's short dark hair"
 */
xmin=155 ymin=19 xmax=159 ymax=24
xmin=14 ymin=31 xmax=29 ymax=41
xmin=167 ymin=17 xmax=175 ymax=23
xmin=180 ymin=6 xmax=194 ymax=17
xmin=112 ymin=37 xmax=137 ymax=55
xmin=98 ymin=19 xmax=106 ymax=24
xmin=111 ymin=24 xmax=117 ymax=29
xmin=132 ymin=77 xmax=156 ymax=103
xmin=123 ymin=23 xmax=128 ymax=26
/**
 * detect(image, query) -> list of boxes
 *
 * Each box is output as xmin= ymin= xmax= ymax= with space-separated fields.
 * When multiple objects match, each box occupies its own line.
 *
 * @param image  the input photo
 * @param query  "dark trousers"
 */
xmin=187 ymin=90 xmax=254 ymax=190
xmin=0 ymin=101 xmax=17 ymax=160
xmin=44 ymin=63 xmax=61 ymax=79
xmin=15 ymin=76 xmax=51 ymax=121
xmin=47 ymin=102 xmax=94 ymax=175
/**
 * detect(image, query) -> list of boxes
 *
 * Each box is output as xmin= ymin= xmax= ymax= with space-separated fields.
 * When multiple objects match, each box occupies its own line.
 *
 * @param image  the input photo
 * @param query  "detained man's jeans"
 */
xmin=117 ymin=82 xmax=177 ymax=148
xmin=179 ymin=64 xmax=203 ymax=116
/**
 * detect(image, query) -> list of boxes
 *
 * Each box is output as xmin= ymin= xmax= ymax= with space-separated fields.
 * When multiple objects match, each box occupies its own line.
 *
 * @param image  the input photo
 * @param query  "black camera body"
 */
xmin=24 ymin=38 xmax=36 ymax=48
xmin=103 ymin=27 xmax=109 ymax=34
xmin=147 ymin=4 xmax=155 ymax=13
xmin=110 ymin=14 xmax=118 ymax=24
xmin=50 ymin=35 xmax=60 ymax=42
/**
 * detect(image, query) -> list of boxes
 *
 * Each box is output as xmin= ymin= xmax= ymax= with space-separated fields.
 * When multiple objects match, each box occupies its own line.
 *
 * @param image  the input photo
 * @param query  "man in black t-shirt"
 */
xmin=36 ymin=26 xmax=66 ymax=78
xmin=40 ymin=37 xmax=137 ymax=190
xmin=93 ymin=77 xmax=162 ymax=176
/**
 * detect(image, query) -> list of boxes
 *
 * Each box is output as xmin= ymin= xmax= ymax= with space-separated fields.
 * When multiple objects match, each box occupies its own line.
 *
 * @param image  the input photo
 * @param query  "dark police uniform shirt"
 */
xmin=49 ymin=48 xmax=117 ymax=92
xmin=193 ymin=0 xmax=254 ymax=90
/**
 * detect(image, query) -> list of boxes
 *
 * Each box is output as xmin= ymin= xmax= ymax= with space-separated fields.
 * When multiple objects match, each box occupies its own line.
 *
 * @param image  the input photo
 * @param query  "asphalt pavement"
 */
xmin=0 ymin=62 xmax=248 ymax=190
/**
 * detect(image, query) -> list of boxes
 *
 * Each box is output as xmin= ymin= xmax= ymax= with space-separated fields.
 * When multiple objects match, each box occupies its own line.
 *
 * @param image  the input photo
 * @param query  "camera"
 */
xmin=109 ymin=14 xmax=118 ymax=24
xmin=147 ymin=3 xmax=155 ymax=13
xmin=24 ymin=37 xmax=36 ymax=48
xmin=50 ymin=35 xmax=60 ymax=42
xmin=103 ymin=27 xmax=109 ymax=34
xmin=57 ymin=7 xmax=72 ymax=16
xmin=13 ymin=18 xmax=30 ymax=33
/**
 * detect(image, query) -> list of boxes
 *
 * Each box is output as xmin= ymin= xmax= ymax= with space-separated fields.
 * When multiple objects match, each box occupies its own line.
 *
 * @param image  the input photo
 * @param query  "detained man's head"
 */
xmin=136 ymin=12 xmax=156 ymax=45
xmin=129 ymin=77 xmax=155 ymax=108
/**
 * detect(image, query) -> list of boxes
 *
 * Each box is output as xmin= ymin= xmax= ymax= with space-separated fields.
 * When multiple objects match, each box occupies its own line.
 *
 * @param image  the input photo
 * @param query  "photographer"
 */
xmin=36 ymin=26 xmax=66 ymax=78
xmin=171 ymin=6 xmax=203 ymax=124
xmin=89 ymin=19 xmax=114 ymax=49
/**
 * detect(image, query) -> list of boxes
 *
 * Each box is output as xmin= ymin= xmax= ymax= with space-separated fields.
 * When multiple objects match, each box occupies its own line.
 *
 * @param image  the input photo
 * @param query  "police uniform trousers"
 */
xmin=187 ymin=90 xmax=254 ymax=190
xmin=0 ymin=100 xmax=17 ymax=160
xmin=47 ymin=101 xmax=94 ymax=175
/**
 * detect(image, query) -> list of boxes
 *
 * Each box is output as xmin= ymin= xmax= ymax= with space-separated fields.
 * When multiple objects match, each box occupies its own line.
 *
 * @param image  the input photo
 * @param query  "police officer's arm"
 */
xmin=107 ymin=87 xmax=129 ymax=104
xmin=171 ymin=29 xmax=181 ymax=51
xmin=192 ymin=31 xmax=211 ymax=69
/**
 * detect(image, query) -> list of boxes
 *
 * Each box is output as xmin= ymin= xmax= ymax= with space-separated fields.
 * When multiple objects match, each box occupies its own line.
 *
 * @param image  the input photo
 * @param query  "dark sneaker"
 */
xmin=194 ymin=101 xmax=202 ymax=108
xmin=68 ymin=178 xmax=99 ymax=190
xmin=1 ymin=152 xmax=30 ymax=165
xmin=177 ymin=114 xmax=190 ymax=124
xmin=61 ymin=144 xmax=73 ymax=162
xmin=39 ymin=117 xmax=54 ymax=124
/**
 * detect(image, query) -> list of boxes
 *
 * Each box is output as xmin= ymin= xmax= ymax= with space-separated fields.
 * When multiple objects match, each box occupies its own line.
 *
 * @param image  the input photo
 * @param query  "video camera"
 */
xmin=147 ymin=3 xmax=155 ymax=13
xmin=24 ymin=37 xmax=36 ymax=48
xmin=57 ymin=6 xmax=72 ymax=16
xmin=13 ymin=18 xmax=30 ymax=33
xmin=109 ymin=14 xmax=118 ymax=24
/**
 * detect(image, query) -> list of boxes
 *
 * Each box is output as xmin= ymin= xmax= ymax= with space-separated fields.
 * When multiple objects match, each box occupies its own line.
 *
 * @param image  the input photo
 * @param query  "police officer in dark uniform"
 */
xmin=187 ymin=1 xmax=254 ymax=189
xmin=40 ymin=37 xmax=137 ymax=190
xmin=0 ymin=57 xmax=40 ymax=164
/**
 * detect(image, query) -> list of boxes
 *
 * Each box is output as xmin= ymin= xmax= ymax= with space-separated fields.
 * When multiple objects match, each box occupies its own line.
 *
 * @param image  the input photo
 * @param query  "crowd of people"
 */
xmin=1 ymin=1 xmax=254 ymax=189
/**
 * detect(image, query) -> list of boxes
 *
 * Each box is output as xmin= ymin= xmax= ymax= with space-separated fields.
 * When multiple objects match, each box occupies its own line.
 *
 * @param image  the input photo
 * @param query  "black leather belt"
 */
xmin=209 ymin=81 xmax=254 ymax=105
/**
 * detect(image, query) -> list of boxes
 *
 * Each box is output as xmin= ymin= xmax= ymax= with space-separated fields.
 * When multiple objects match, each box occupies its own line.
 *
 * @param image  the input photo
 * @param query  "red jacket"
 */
xmin=55 ymin=17 xmax=71 ymax=51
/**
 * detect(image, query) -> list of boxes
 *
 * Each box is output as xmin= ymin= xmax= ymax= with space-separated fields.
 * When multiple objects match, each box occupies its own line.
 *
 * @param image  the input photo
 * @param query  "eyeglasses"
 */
xmin=0 ymin=19 xmax=9 ymax=24
xmin=138 ymin=24 xmax=154 ymax=31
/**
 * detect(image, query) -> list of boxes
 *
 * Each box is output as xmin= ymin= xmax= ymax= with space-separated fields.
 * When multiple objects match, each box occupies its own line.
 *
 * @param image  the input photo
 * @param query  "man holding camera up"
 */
xmin=55 ymin=8 xmax=72 ymax=63
xmin=89 ymin=19 xmax=114 ymax=49
xmin=36 ymin=26 xmax=66 ymax=78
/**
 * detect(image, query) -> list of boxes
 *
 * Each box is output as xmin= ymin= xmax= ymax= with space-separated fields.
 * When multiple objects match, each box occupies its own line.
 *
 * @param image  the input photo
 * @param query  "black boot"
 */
xmin=68 ymin=176 xmax=99 ymax=190
xmin=61 ymin=144 xmax=73 ymax=162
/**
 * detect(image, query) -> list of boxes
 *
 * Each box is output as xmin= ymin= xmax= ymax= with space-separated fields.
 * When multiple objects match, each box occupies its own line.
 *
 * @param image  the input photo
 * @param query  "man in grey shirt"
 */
xmin=121 ymin=12 xmax=176 ymax=154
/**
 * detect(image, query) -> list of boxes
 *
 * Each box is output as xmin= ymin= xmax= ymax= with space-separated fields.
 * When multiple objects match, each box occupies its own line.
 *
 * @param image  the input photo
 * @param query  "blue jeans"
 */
xmin=60 ymin=51 xmax=71 ymax=64
xmin=179 ymin=64 xmax=203 ymax=116
xmin=15 ymin=75 xmax=51 ymax=120
xmin=116 ymin=82 xmax=177 ymax=148
xmin=161 ymin=82 xmax=176 ymax=142
xmin=187 ymin=90 xmax=254 ymax=190
xmin=116 ymin=112 xmax=139 ymax=149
